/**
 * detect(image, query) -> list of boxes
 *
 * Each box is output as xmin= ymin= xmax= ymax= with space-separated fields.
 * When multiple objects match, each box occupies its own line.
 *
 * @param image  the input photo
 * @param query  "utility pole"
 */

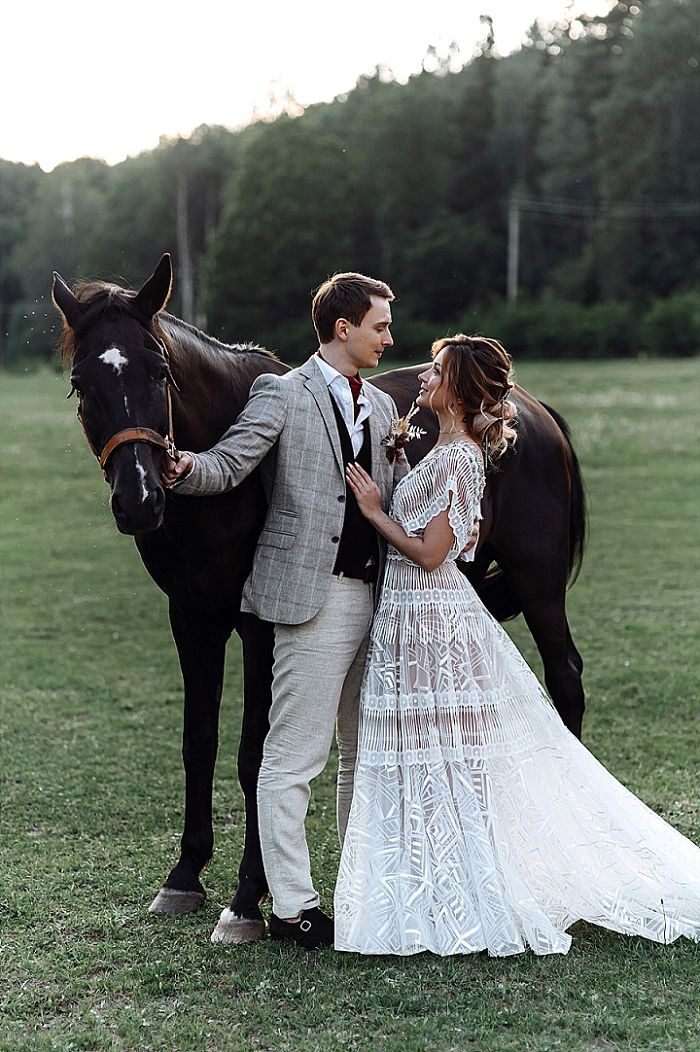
xmin=176 ymin=172 xmax=195 ymax=323
xmin=507 ymin=193 xmax=520 ymax=304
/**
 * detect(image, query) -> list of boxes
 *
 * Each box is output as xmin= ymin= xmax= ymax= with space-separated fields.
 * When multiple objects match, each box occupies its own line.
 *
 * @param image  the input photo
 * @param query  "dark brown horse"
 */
xmin=373 ymin=366 xmax=586 ymax=730
xmin=52 ymin=254 xmax=585 ymax=944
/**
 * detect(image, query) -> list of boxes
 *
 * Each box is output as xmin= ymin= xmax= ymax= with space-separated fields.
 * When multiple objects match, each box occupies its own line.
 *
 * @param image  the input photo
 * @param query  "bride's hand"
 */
xmin=346 ymin=463 xmax=382 ymax=520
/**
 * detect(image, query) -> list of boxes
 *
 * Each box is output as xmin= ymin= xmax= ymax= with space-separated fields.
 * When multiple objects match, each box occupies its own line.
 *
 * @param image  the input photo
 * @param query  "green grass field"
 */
xmin=2 ymin=359 xmax=699 ymax=1052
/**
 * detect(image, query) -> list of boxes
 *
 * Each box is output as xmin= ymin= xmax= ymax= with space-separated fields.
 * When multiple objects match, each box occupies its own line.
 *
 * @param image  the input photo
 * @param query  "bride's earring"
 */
xmin=447 ymin=401 xmax=463 ymax=434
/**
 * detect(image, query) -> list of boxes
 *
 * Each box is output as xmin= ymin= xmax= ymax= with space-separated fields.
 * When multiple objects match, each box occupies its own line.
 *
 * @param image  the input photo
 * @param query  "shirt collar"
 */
xmin=315 ymin=351 xmax=359 ymax=391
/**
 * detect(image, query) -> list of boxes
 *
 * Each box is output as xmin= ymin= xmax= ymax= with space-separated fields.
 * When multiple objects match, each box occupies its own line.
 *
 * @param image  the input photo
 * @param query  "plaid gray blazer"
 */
xmin=174 ymin=355 xmax=407 ymax=624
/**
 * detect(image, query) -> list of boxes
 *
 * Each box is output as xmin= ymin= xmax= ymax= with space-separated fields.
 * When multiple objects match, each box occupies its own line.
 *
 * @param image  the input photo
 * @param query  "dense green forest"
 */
xmin=2 ymin=0 xmax=699 ymax=365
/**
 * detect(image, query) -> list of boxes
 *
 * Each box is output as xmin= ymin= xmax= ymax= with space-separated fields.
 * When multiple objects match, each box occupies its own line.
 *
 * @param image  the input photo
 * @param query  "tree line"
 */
xmin=2 ymin=0 xmax=699 ymax=367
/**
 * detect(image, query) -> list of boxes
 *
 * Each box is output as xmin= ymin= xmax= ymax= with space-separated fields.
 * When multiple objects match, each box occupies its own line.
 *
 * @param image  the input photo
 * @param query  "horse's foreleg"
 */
xmin=211 ymin=613 xmax=273 ymax=944
xmin=149 ymin=604 xmax=228 ymax=917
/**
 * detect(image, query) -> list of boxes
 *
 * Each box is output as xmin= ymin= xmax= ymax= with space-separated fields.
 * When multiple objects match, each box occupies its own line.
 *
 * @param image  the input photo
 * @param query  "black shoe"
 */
xmin=269 ymin=907 xmax=334 ymax=950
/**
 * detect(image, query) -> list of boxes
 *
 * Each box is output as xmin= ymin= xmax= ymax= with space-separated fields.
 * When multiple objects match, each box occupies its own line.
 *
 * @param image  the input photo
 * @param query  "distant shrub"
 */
xmin=639 ymin=291 xmax=700 ymax=357
xmin=387 ymin=295 xmax=699 ymax=362
xmin=456 ymin=298 xmax=638 ymax=360
xmin=262 ymin=316 xmax=319 ymax=364
xmin=389 ymin=315 xmax=444 ymax=362
xmin=585 ymin=301 xmax=639 ymax=358
xmin=3 ymin=300 xmax=59 ymax=370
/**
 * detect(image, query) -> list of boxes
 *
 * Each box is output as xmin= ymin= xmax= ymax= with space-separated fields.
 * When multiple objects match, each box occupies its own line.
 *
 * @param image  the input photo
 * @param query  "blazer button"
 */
xmin=331 ymin=536 xmax=340 ymax=544
xmin=337 ymin=494 xmax=345 ymax=503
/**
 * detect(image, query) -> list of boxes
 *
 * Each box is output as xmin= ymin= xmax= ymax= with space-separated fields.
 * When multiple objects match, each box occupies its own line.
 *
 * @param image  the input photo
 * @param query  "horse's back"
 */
xmin=376 ymin=364 xmax=583 ymax=577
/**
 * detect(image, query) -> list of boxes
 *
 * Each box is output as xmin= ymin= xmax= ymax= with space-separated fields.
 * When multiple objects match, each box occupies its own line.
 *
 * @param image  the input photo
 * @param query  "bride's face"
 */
xmin=417 ymin=349 xmax=452 ymax=412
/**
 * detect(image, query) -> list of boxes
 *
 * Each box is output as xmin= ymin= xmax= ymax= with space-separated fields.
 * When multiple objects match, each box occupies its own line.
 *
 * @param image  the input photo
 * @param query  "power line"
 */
xmin=507 ymin=194 xmax=700 ymax=301
xmin=512 ymin=196 xmax=700 ymax=219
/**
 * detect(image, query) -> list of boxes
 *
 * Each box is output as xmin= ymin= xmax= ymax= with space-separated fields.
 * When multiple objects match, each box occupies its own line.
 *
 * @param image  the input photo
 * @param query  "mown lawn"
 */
xmin=1 ymin=358 xmax=699 ymax=1052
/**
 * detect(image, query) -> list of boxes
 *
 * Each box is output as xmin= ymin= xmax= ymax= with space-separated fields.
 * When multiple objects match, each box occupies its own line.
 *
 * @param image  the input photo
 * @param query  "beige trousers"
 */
xmin=257 ymin=576 xmax=374 ymax=918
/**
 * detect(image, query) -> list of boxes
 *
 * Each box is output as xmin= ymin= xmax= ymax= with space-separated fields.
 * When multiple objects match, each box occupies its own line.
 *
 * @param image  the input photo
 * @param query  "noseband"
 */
xmin=71 ymin=357 xmax=179 ymax=479
xmin=83 ymin=383 xmax=178 ymax=472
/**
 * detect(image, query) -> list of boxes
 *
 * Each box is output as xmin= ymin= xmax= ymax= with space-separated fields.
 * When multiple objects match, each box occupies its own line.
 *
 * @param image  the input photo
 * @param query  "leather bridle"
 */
xmin=70 ymin=347 xmax=180 ymax=479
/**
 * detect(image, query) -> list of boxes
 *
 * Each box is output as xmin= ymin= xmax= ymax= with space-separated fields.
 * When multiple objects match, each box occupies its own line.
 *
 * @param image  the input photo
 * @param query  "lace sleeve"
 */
xmin=401 ymin=443 xmax=484 ymax=556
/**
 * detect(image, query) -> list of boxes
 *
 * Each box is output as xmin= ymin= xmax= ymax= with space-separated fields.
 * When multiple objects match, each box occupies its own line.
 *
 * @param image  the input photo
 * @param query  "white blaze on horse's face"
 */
xmin=99 ymin=346 xmax=129 ymax=374
xmin=134 ymin=451 xmax=149 ymax=504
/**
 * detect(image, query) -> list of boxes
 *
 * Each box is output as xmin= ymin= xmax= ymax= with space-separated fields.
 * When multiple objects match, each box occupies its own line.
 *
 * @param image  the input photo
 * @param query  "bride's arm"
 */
xmin=346 ymin=463 xmax=470 ymax=573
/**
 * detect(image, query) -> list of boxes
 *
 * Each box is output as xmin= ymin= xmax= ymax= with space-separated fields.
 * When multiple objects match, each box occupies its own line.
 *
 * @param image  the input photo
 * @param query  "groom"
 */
xmin=162 ymin=273 xmax=406 ymax=948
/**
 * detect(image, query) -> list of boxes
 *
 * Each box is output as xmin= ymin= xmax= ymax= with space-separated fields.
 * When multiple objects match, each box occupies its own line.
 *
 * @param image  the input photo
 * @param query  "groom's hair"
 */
xmin=312 ymin=272 xmax=394 ymax=344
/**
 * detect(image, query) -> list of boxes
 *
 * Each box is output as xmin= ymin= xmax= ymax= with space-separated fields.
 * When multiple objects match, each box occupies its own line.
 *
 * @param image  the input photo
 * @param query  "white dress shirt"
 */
xmin=314 ymin=353 xmax=372 ymax=458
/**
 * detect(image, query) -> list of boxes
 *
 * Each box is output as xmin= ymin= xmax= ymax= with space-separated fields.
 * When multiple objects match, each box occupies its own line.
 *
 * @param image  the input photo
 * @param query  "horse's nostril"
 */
xmin=109 ymin=480 xmax=164 ymax=535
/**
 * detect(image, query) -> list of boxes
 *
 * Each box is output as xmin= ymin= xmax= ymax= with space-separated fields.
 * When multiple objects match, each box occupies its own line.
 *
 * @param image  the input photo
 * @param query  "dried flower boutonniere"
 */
xmin=382 ymin=402 xmax=426 ymax=463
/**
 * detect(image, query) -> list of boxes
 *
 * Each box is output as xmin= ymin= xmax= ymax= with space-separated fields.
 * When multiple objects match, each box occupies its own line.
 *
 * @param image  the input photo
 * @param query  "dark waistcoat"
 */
xmin=329 ymin=396 xmax=379 ymax=582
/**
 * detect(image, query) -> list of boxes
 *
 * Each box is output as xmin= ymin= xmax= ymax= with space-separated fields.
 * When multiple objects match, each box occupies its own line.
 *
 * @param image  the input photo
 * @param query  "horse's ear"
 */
xmin=52 ymin=272 xmax=85 ymax=329
xmin=134 ymin=253 xmax=173 ymax=318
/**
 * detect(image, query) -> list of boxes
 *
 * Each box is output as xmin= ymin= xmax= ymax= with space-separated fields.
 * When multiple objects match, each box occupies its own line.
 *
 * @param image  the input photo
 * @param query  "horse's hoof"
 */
xmin=148 ymin=886 xmax=206 ymax=916
xmin=210 ymin=907 xmax=266 ymax=944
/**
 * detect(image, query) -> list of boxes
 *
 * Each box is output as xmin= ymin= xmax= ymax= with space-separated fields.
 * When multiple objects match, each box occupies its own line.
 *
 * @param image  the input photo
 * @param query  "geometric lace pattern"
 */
xmin=335 ymin=443 xmax=700 ymax=956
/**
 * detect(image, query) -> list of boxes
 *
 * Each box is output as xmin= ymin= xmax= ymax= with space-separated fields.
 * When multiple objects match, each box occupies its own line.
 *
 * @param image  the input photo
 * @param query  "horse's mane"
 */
xmin=159 ymin=313 xmax=281 ymax=365
xmin=57 ymin=279 xmax=281 ymax=367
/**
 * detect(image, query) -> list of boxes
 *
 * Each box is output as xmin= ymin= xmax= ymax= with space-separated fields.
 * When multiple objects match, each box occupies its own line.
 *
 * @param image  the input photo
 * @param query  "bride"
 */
xmin=334 ymin=333 xmax=700 ymax=957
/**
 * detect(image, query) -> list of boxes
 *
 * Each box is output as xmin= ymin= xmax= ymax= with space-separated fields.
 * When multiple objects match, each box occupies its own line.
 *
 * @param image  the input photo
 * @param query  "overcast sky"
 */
xmin=0 ymin=0 xmax=612 ymax=171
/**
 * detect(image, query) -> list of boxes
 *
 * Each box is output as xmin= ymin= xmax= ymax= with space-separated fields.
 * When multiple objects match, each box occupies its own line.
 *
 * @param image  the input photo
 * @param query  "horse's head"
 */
xmin=52 ymin=254 xmax=176 ymax=536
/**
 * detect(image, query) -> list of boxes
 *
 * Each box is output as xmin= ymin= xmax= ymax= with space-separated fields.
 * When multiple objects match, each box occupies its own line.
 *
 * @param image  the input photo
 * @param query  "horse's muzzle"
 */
xmin=111 ymin=485 xmax=165 ymax=535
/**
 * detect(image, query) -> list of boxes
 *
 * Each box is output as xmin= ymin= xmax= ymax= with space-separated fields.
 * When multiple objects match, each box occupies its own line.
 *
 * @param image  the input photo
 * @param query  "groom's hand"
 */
xmin=162 ymin=450 xmax=194 ymax=487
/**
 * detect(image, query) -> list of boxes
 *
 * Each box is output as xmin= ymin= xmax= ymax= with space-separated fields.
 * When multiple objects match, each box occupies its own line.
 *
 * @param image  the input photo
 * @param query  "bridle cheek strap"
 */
xmin=78 ymin=381 xmax=179 ymax=477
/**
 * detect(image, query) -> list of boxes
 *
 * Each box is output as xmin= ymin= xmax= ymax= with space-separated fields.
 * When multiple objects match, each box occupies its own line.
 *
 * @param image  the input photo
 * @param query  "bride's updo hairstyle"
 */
xmin=432 ymin=334 xmax=518 ymax=466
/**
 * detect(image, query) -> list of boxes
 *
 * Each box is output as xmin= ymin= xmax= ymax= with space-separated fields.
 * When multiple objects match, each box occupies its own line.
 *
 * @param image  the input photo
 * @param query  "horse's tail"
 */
xmin=540 ymin=401 xmax=587 ymax=586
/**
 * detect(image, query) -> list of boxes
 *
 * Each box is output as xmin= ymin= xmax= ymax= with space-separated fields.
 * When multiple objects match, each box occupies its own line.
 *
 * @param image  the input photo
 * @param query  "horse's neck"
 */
xmin=166 ymin=322 xmax=281 ymax=452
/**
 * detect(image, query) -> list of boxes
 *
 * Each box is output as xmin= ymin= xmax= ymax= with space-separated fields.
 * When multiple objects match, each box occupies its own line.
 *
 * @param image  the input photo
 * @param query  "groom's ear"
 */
xmin=336 ymin=317 xmax=350 ymax=341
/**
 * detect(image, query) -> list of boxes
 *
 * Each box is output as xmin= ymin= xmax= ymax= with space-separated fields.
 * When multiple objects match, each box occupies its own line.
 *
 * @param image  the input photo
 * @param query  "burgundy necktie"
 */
xmin=347 ymin=374 xmax=363 ymax=420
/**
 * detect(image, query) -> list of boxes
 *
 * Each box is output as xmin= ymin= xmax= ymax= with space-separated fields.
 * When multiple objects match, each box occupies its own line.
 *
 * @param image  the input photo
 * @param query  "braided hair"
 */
xmin=431 ymin=334 xmax=517 ymax=467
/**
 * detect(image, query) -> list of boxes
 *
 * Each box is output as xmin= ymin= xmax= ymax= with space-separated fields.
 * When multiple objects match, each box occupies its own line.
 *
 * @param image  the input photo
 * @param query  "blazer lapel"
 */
xmin=364 ymin=381 xmax=392 ymax=488
xmin=300 ymin=356 xmax=345 ymax=475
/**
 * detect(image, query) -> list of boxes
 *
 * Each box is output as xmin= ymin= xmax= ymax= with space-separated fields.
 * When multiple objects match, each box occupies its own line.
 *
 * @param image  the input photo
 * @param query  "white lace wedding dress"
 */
xmin=334 ymin=441 xmax=700 ymax=956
